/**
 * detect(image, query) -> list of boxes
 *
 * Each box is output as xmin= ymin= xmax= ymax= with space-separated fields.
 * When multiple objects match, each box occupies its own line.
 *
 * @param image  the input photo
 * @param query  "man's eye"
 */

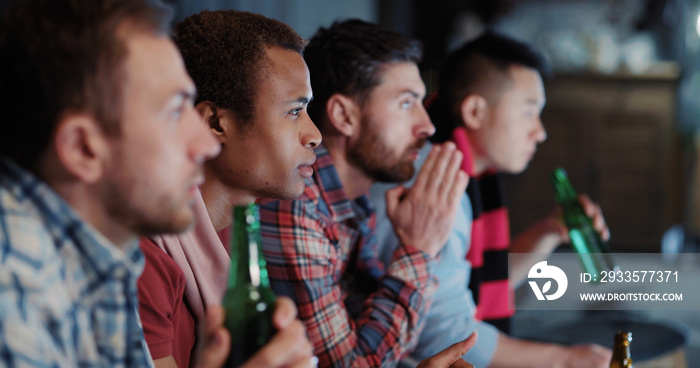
xmin=290 ymin=107 xmax=303 ymax=116
xmin=171 ymin=108 xmax=183 ymax=121
xmin=400 ymin=100 xmax=412 ymax=109
xmin=525 ymin=110 xmax=538 ymax=118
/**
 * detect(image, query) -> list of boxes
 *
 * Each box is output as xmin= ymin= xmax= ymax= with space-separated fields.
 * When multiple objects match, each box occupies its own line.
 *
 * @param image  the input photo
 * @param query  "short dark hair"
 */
xmin=429 ymin=30 xmax=550 ymax=143
xmin=304 ymin=19 xmax=423 ymax=131
xmin=174 ymin=10 xmax=307 ymax=126
xmin=0 ymin=0 xmax=173 ymax=170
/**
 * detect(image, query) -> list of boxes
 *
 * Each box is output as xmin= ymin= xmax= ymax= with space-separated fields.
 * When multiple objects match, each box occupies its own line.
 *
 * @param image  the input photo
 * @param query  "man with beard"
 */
xmin=260 ymin=19 xmax=469 ymax=367
xmin=371 ymin=31 xmax=612 ymax=367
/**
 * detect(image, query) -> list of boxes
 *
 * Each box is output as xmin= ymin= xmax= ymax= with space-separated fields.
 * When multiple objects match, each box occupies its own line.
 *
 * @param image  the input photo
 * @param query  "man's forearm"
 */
xmin=509 ymin=218 xmax=562 ymax=286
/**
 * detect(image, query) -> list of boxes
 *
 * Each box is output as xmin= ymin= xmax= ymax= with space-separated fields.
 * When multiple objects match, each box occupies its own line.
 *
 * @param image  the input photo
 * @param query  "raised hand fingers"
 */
xmin=385 ymin=185 xmax=407 ymax=219
xmin=386 ymin=142 xmax=468 ymax=257
xmin=413 ymin=142 xmax=463 ymax=204
xmin=448 ymin=170 xmax=468 ymax=206
xmin=437 ymin=147 xmax=465 ymax=203
xmin=412 ymin=144 xmax=442 ymax=192
xmin=426 ymin=142 xmax=462 ymax=199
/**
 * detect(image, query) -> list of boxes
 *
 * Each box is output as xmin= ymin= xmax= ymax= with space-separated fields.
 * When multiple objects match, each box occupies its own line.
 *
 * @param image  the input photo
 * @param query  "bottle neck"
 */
xmin=611 ymin=345 xmax=632 ymax=360
xmin=551 ymin=168 xmax=578 ymax=205
xmin=611 ymin=332 xmax=633 ymax=367
xmin=229 ymin=204 xmax=271 ymax=290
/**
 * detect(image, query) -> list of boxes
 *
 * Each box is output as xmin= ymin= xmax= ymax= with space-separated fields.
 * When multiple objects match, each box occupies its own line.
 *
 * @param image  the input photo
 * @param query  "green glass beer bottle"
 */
xmin=550 ymin=168 xmax=617 ymax=281
xmin=610 ymin=331 xmax=634 ymax=368
xmin=223 ymin=203 xmax=276 ymax=366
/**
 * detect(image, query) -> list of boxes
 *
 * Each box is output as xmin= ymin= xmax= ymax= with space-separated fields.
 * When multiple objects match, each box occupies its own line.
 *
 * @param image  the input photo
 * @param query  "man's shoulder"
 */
xmin=0 ymin=186 xmax=73 ymax=341
xmin=137 ymin=238 xmax=186 ymax=317
xmin=0 ymin=184 xmax=61 ymax=281
xmin=138 ymin=238 xmax=185 ymax=281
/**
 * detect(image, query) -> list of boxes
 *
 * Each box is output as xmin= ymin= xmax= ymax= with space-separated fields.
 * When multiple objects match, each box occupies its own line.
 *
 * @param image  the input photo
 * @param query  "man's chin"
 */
xmin=137 ymin=210 xmax=196 ymax=237
xmin=257 ymin=183 xmax=306 ymax=201
xmin=281 ymin=188 xmax=305 ymax=201
xmin=371 ymin=167 xmax=415 ymax=183
xmin=505 ymin=161 xmax=530 ymax=175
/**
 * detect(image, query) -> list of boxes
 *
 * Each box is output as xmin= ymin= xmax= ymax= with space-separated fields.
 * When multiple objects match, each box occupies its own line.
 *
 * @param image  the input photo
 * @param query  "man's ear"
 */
xmin=460 ymin=94 xmax=488 ymax=130
xmin=196 ymin=101 xmax=226 ymax=142
xmin=326 ymin=93 xmax=361 ymax=137
xmin=53 ymin=113 xmax=109 ymax=184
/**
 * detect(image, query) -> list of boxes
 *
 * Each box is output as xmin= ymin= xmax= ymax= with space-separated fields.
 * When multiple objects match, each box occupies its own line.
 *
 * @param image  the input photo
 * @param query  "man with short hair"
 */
xmin=260 ymin=19 xmax=469 ymax=367
xmin=0 ymin=0 xmax=224 ymax=366
xmin=372 ymin=31 xmax=612 ymax=367
xmin=137 ymin=10 xmax=320 ymax=368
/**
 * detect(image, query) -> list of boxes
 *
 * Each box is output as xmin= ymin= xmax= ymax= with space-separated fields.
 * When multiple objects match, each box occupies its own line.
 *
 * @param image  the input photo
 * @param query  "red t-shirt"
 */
xmin=138 ymin=238 xmax=197 ymax=367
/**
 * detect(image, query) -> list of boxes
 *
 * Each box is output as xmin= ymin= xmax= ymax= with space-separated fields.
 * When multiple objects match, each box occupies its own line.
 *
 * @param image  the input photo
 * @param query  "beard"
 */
xmin=100 ymin=157 xmax=198 ymax=238
xmin=347 ymin=116 xmax=426 ymax=183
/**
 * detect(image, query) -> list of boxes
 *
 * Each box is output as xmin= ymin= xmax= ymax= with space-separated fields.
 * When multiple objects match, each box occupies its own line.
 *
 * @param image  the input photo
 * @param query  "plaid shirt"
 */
xmin=260 ymin=145 xmax=436 ymax=368
xmin=0 ymin=159 xmax=152 ymax=368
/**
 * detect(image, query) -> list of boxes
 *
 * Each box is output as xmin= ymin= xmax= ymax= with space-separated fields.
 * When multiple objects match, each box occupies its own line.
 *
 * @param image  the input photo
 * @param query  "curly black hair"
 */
xmin=303 ymin=19 xmax=422 ymax=132
xmin=174 ymin=10 xmax=306 ymax=125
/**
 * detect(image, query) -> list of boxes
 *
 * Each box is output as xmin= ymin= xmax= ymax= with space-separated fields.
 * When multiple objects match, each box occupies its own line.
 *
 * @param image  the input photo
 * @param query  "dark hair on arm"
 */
xmin=174 ymin=10 xmax=306 ymax=126
xmin=430 ymin=30 xmax=550 ymax=143
xmin=0 ymin=0 xmax=172 ymax=170
xmin=304 ymin=19 xmax=423 ymax=132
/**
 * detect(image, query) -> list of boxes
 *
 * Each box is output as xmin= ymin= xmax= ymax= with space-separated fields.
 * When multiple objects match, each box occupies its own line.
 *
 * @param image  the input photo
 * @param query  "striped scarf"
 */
xmin=452 ymin=126 xmax=514 ymax=333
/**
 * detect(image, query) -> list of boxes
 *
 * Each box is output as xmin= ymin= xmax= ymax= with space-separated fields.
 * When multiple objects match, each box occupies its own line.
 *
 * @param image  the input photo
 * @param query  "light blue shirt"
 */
xmin=370 ymin=143 xmax=499 ymax=368
xmin=0 ymin=159 xmax=153 ymax=367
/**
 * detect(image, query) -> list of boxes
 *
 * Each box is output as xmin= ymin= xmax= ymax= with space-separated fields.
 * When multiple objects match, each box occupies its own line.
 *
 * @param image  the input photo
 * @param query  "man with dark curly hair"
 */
xmin=137 ymin=10 xmax=319 ymax=368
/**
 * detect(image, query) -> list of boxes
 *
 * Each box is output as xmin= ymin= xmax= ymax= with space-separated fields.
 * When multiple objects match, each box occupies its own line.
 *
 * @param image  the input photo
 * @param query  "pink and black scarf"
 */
xmin=452 ymin=126 xmax=514 ymax=333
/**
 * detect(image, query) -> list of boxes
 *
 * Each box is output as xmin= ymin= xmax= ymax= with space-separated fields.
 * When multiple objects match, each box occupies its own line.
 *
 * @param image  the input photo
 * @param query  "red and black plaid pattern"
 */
xmin=259 ymin=145 xmax=436 ymax=367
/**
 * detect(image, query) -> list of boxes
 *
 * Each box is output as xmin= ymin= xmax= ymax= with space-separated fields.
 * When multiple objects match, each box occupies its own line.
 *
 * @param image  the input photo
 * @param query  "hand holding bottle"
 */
xmin=238 ymin=297 xmax=315 ymax=368
xmin=196 ymin=298 xmax=315 ymax=368
xmin=550 ymin=168 xmax=617 ymax=277
xmin=550 ymin=194 xmax=610 ymax=244
xmin=385 ymin=142 xmax=469 ymax=258
xmin=215 ymin=204 xmax=315 ymax=367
